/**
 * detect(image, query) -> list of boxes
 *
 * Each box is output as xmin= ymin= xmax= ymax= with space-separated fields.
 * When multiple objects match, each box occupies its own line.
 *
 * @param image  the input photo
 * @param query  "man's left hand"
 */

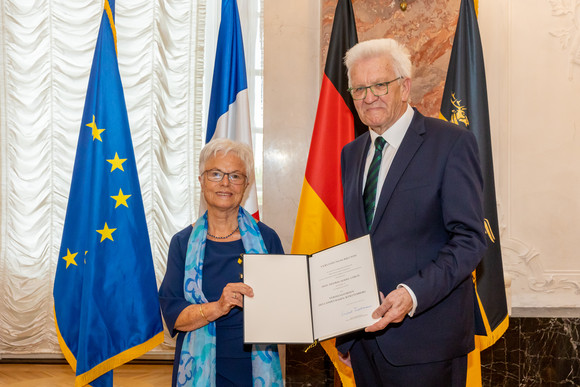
xmin=365 ymin=287 xmax=413 ymax=332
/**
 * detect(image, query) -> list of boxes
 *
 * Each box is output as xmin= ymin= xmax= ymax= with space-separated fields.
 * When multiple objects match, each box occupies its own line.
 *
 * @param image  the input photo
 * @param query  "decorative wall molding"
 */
xmin=547 ymin=0 xmax=580 ymax=79
xmin=503 ymin=237 xmax=580 ymax=297
xmin=480 ymin=0 xmax=580 ymax=310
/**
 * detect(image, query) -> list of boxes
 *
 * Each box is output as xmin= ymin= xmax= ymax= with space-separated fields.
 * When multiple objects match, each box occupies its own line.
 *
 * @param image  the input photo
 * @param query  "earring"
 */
xmin=400 ymin=1 xmax=407 ymax=11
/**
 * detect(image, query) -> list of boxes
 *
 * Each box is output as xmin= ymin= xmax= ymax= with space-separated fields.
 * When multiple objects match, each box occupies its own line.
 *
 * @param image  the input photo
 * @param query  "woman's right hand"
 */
xmin=215 ymin=282 xmax=254 ymax=317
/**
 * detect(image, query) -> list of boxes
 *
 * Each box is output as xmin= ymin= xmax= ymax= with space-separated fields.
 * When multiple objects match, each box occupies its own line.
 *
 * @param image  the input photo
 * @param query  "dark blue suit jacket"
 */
xmin=338 ymin=108 xmax=486 ymax=366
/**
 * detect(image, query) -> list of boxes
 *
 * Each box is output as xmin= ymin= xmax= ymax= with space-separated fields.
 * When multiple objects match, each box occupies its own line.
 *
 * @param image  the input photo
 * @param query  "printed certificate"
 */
xmin=243 ymin=235 xmax=380 ymax=344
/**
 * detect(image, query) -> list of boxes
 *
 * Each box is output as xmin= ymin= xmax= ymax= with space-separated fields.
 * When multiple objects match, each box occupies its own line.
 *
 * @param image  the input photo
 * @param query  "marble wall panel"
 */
xmin=263 ymin=0 xmax=321 ymax=252
xmin=481 ymin=317 xmax=580 ymax=386
xmin=285 ymin=344 xmax=335 ymax=386
xmin=283 ymin=318 xmax=580 ymax=386
xmin=321 ymin=0 xmax=460 ymax=118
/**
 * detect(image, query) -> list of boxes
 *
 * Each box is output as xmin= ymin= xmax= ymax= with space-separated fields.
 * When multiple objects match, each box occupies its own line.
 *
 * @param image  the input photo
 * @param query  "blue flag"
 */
xmin=205 ymin=0 xmax=260 ymax=218
xmin=53 ymin=2 xmax=164 ymax=386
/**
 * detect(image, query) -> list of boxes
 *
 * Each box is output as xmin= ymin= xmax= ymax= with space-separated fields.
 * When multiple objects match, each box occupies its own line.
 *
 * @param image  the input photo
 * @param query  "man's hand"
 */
xmin=337 ymin=350 xmax=352 ymax=368
xmin=365 ymin=287 xmax=413 ymax=332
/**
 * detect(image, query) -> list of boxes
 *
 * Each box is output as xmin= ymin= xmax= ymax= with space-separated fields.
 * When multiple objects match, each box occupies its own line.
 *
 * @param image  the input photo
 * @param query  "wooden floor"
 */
xmin=0 ymin=363 xmax=173 ymax=387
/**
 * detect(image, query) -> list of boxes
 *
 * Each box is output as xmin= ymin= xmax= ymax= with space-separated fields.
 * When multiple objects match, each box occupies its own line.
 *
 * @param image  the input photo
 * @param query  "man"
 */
xmin=337 ymin=38 xmax=486 ymax=386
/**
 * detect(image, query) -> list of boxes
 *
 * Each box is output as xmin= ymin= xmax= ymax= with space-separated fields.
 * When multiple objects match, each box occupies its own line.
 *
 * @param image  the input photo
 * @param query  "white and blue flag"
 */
xmin=206 ymin=0 xmax=259 ymax=218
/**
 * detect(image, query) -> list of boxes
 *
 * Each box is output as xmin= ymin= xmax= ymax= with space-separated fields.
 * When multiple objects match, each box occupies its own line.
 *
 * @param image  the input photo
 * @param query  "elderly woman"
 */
xmin=159 ymin=138 xmax=283 ymax=386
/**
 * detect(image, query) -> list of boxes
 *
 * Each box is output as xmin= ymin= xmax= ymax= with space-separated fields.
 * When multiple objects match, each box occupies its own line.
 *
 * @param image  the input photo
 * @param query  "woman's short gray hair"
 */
xmin=199 ymin=138 xmax=255 ymax=185
xmin=344 ymin=38 xmax=412 ymax=85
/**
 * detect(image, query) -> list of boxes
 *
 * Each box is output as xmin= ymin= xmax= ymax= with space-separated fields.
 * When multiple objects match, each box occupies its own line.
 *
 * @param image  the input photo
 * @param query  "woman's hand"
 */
xmin=175 ymin=282 xmax=254 ymax=332
xmin=215 ymin=282 xmax=254 ymax=317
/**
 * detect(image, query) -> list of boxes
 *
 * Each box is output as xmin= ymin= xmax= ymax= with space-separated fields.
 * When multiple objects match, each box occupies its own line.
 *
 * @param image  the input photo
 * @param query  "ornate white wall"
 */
xmin=480 ymin=0 xmax=580 ymax=313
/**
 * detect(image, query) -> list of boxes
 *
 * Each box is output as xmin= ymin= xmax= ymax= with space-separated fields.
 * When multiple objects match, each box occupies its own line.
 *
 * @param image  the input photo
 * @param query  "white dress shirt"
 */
xmin=362 ymin=104 xmax=418 ymax=317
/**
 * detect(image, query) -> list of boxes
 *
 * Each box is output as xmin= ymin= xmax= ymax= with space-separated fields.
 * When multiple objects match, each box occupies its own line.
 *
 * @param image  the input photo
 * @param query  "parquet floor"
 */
xmin=0 ymin=363 xmax=173 ymax=387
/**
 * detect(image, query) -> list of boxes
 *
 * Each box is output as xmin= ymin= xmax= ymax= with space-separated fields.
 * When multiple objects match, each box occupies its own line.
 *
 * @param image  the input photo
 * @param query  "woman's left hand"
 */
xmin=215 ymin=282 xmax=254 ymax=317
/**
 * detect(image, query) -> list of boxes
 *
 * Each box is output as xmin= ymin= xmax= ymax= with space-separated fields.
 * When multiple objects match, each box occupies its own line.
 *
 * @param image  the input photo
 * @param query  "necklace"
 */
xmin=207 ymin=225 xmax=239 ymax=239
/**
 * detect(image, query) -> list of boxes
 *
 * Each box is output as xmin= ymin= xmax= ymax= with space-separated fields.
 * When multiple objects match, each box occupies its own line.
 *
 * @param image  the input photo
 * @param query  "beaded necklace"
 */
xmin=207 ymin=225 xmax=239 ymax=239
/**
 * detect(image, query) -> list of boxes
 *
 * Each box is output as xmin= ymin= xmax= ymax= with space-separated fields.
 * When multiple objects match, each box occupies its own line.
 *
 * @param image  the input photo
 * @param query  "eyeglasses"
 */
xmin=203 ymin=169 xmax=247 ymax=185
xmin=347 ymin=77 xmax=403 ymax=100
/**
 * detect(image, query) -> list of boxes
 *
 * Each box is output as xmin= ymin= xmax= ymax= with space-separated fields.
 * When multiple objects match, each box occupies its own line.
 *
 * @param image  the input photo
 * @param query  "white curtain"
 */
xmin=0 ymin=0 xmax=263 ymax=357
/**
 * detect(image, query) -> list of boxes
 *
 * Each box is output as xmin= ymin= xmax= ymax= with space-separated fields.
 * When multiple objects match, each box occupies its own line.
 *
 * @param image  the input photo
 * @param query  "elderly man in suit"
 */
xmin=336 ymin=38 xmax=487 ymax=387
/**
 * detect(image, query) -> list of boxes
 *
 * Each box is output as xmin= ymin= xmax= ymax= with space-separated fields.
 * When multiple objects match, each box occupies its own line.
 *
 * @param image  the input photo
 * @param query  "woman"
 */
xmin=159 ymin=138 xmax=283 ymax=386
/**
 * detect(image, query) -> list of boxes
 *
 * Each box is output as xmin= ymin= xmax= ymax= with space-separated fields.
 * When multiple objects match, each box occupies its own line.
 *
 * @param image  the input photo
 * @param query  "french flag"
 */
xmin=206 ymin=0 xmax=259 ymax=219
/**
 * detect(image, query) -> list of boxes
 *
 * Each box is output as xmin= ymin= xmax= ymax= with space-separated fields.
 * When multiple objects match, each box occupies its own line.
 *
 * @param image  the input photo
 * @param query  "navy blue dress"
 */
xmin=159 ymin=222 xmax=284 ymax=387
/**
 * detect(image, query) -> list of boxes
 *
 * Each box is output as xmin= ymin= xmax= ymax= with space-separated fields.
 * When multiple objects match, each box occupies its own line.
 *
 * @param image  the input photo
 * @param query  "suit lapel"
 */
xmin=371 ymin=111 xmax=426 ymax=233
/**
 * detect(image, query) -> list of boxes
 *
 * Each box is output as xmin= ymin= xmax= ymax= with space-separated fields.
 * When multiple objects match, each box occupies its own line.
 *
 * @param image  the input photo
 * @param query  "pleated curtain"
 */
xmin=0 ymin=0 xmax=263 ymax=357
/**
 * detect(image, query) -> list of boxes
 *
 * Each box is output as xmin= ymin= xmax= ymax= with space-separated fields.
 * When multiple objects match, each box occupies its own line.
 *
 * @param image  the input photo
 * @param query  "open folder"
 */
xmin=242 ymin=234 xmax=380 ymax=344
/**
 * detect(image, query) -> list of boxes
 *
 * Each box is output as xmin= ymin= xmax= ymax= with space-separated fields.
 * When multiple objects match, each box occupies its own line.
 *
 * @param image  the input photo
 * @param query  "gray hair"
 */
xmin=199 ymin=138 xmax=255 ymax=185
xmin=344 ymin=38 xmax=412 ymax=86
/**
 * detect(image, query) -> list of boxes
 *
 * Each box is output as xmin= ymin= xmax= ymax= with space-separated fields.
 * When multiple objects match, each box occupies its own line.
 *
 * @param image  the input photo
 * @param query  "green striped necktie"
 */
xmin=363 ymin=136 xmax=387 ymax=229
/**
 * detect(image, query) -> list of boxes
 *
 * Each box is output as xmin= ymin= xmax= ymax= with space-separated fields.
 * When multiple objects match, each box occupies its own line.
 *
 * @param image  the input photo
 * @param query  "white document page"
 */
xmin=308 ymin=235 xmax=380 ymax=340
xmin=243 ymin=254 xmax=314 ymax=343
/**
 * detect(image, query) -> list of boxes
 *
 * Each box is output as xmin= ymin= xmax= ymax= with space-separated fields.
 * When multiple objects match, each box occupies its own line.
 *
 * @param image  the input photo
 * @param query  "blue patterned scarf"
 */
xmin=177 ymin=207 xmax=283 ymax=386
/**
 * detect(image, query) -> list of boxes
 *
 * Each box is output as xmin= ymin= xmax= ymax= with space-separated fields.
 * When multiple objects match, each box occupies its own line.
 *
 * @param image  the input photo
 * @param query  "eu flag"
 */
xmin=53 ymin=1 xmax=164 ymax=386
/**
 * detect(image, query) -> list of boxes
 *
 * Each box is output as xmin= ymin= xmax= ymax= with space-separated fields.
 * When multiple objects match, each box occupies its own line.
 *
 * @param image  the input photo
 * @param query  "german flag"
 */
xmin=290 ymin=0 xmax=364 ymax=385
xmin=439 ymin=1 xmax=509 ymax=385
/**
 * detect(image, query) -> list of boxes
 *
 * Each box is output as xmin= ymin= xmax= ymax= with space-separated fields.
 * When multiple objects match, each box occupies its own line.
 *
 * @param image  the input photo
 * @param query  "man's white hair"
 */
xmin=344 ymin=38 xmax=412 ymax=86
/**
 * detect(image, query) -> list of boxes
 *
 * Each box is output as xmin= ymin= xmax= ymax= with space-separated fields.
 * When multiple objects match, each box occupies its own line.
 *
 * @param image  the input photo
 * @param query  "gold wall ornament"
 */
xmin=400 ymin=1 xmax=408 ymax=11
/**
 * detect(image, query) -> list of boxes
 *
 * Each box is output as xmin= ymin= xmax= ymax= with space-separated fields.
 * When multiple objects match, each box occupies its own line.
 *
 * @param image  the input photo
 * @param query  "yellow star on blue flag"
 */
xmin=53 ymin=2 xmax=163 ymax=386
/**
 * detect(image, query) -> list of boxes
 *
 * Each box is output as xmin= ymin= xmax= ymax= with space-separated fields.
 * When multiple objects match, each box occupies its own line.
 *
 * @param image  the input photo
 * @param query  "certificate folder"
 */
xmin=242 ymin=234 xmax=380 ymax=344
